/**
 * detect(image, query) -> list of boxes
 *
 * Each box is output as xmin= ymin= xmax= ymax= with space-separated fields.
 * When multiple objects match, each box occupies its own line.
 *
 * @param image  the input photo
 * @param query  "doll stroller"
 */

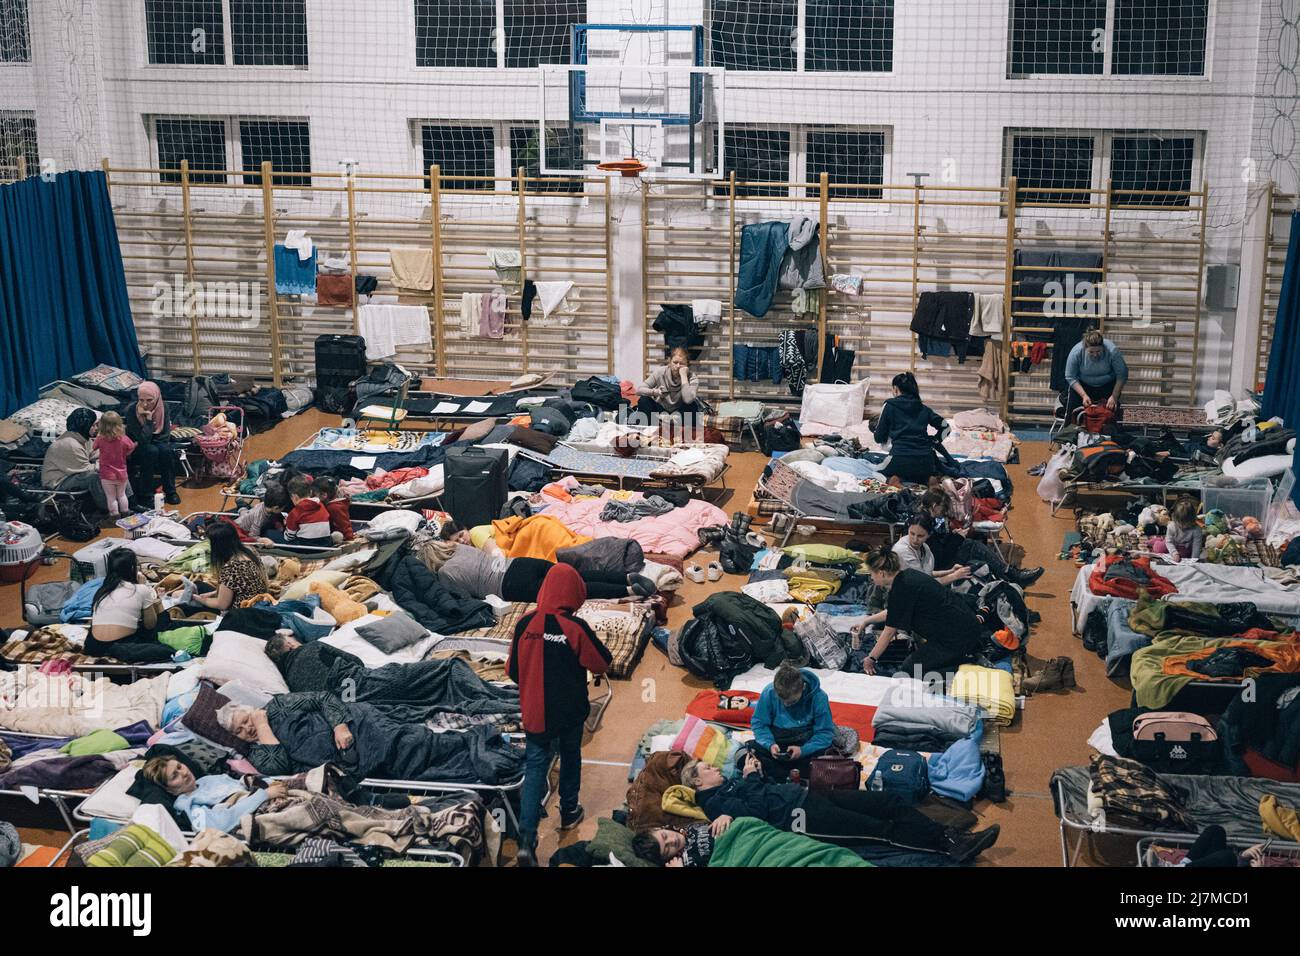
xmin=194 ymin=405 xmax=247 ymax=482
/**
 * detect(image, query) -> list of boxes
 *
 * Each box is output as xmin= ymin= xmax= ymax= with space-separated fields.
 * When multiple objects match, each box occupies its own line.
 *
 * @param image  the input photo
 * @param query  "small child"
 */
xmin=283 ymin=475 xmax=333 ymax=545
xmin=92 ymin=412 xmax=137 ymax=519
xmin=313 ymin=476 xmax=355 ymax=542
xmin=232 ymin=483 xmax=291 ymax=545
xmin=1165 ymin=495 xmax=1204 ymax=562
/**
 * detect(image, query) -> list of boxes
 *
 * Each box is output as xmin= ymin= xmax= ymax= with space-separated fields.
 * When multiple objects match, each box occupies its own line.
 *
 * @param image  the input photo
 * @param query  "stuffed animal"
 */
xmin=1149 ymin=536 xmax=1168 ymax=554
xmin=208 ymin=412 xmax=238 ymax=441
xmin=309 ymin=580 xmax=367 ymax=624
xmin=1242 ymin=515 xmax=1264 ymax=540
xmin=1204 ymin=509 xmax=1229 ymax=536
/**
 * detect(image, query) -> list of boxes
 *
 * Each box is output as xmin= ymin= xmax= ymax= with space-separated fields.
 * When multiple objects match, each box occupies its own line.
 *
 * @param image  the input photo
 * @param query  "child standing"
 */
xmin=93 ymin=412 xmax=136 ymax=519
xmin=312 ymin=476 xmax=355 ymax=542
xmin=284 ymin=475 xmax=334 ymax=545
xmin=1165 ymin=496 xmax=1204 ymax=562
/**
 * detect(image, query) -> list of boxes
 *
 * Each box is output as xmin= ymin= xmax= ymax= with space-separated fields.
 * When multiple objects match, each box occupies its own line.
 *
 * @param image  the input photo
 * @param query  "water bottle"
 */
xmin=790 ymin=768 xmax=802 ymax=787
xmin=153 ymin=489 xmax=165 ymax=512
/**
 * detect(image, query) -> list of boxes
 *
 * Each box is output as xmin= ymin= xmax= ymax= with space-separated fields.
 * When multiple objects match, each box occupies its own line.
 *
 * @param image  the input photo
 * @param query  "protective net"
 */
xmin=4 ymin=0 xmax=1298 ymax=413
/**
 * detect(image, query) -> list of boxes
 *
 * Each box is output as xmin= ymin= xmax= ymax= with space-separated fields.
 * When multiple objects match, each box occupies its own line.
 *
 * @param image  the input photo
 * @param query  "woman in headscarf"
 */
xmin=507 ymin=564 xmax=612 ymax=867
xmin=41 ymin=408 xmax=109 ymax=510
xmin=126 ymin=381 xmax=180 ymax=505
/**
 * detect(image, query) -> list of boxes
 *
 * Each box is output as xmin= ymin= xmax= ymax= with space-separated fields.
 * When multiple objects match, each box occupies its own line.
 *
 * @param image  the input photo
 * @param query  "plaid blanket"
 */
xmin=1088 ymin=753 xmax=1194 ymax=831
xmin=0 ymin=628 xmax=102 ymax=667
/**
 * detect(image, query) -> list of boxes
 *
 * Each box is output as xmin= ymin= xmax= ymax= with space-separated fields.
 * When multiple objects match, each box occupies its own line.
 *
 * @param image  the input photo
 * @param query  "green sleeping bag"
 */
xmin=707 ymin=817 xmax=875 ymax=868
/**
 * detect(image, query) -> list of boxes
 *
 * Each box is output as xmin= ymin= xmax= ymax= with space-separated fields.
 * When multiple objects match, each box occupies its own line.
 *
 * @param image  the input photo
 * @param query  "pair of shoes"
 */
xmin=1021 ymin=656 xmax=1075 ymax=694
xmin=980 ymin=753 xmax=1007 ymax=803
xmin=627 ymin=574 xmax=659 ymax=597
xmin=944 ymin=824 xmax=1000 ymax=864
xmin=1006 ymin=565 xmax=1045 ymax=588
xmin=558 ymin=805 xmax=585 ymax=830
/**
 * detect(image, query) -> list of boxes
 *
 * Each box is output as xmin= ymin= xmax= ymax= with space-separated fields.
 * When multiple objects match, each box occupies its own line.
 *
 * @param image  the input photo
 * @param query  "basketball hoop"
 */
xmin=597 ymin=158 xmax=649 ymax=177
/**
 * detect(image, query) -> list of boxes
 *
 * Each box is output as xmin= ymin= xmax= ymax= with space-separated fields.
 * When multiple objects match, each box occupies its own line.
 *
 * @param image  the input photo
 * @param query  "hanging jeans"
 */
xmin=732 ymin=344 xmax=783 ymax=384
xmin=517 ymin=722 xmax=584 ymax=851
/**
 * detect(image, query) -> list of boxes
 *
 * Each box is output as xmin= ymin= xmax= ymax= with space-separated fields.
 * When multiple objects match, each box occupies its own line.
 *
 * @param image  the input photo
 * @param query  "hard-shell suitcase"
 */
xmin=314 ymin=334 xmax=368 ymax=412
xmin=444 ymin=446 xmax=509 ymax=530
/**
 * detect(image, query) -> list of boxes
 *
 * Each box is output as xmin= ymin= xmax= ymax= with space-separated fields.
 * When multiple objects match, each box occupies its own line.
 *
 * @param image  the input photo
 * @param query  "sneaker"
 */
xmin=706 ymin=561 xmax=723 ymax=582
xmin=164 ymin=492 xmax=182 ymax=506
xmin=559 ymin=805 xmax=585 ymax=830
xmin=1060 ymin=656 xmax=1077 ymax=688
xmin=1008 ymin=565 xmax=1045 ymax=588
xmin=944 ymin=824 xmax=1000 ymax=864
xmin=686 ymin=563 xmax=705 ymax=584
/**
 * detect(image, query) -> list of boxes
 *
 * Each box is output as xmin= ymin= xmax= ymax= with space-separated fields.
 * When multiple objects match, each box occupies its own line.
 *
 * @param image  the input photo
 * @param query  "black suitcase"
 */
xmin=314 ymin=334 xmax=368 ymax=413
xmin=444 ymin=446 xmax=509 ymax=530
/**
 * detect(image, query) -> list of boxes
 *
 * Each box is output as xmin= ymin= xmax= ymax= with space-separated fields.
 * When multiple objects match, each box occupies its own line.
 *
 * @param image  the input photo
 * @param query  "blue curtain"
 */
xmin=1262 ymin=211 xmax=1300 ymax=503
xmin=0 ymin=170 xmax=145 ymax=417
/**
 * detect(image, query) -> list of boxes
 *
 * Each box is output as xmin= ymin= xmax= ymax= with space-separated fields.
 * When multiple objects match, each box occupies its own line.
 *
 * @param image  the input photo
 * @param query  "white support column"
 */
xmin=1231 ymin=182 xmax=1274 ymax=395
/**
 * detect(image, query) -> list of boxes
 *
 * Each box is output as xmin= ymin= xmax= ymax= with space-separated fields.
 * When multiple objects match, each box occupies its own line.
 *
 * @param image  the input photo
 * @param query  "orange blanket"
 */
xmin=492 ymin=514 xmax=591 ymax=561
xmin=1163 ymin=638 xmax=1300 ymax=681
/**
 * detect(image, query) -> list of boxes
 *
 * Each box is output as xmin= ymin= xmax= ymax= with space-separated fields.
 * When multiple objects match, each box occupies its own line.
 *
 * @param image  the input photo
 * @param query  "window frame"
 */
xmin=0 ymin=0 xmax=32 ymax=64
xmin=1006 ymin=0 xmax=1214 ymax=80
xmin=715 ymin=123 xmax=892 ymax=208
xmin=0 ymin=109 xmax=37 ymax=181
xmin=412 ymin=120 xmax=591 ymax=205
xmin=1002 ymin=127 xmax=1203 ymax=218
xmin=705 ymin=0 xmax=896 ymax=75
xmin=149 ymin=114 xmax=314 ymax=192
xmin=411 ymin=0 xmax=588 ymax=71
xmin=142 ymin=0 xmax=309 ymax=69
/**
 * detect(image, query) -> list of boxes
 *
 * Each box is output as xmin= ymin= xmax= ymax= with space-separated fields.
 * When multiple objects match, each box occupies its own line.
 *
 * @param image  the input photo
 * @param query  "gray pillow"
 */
xmin=355 ymin=610 xmax=427 ymax=654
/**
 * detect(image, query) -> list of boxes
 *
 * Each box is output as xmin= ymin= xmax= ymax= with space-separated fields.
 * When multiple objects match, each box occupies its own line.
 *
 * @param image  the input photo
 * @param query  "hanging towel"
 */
xmin=357 ymin=304 xmax=431 ymax=359
xmin=284 ymin=230 xmax=314 ymax=262
xmin=319 ymin=256 xmax=350 ymax=275
xmin=487 ymin=249 xmax=522 ymax=286
xmin=691 ymin=299 xmax=723 ymax=325
xmin=389 ymin=247 xmax=434 ymax=292
xmin=977 ymin=341 xmax=1004 ymax=404
xmin=316 ymin=273 xmax=353 ymax=307
xmin=274 ymin=244 xmax=317 ymax=296
xmin=534 ymin=281 xmax=578 ymax=326
xmin=831 ymin=273 xmax=864 ymax=295
xmin=791 ymin=288 xmax=821 ymax=316
xmin=481 ymin=289 xmax=507 ymax=338
xmin=459 ymin=293 xmax=484 ymax=335
xmin=973 ymin=293 xmax=1004 ymax=340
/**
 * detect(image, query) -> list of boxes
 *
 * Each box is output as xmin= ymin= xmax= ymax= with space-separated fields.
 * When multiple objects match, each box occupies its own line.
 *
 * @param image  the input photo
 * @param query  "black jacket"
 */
xmin=696 ymin=774 xmax=806 ymax=830
xmin=282 ymin=641 xmax=365 ymax=694
xmin=374 ymin=553 xmax=497 ymax=635
xmin=873 ymin=394 xmax=945 ymax=458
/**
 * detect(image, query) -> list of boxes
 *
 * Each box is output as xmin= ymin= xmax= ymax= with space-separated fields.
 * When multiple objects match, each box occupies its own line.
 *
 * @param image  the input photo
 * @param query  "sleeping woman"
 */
xmin=140 ymin=757 xmax=287 ymax=833
xmin=218 ymin=693 xmax=523 ymax=784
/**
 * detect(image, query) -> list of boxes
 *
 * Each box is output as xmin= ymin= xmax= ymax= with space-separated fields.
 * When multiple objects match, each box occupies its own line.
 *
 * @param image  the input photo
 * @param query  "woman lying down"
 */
xmin=217 ymin=691 xmax=525 ymax=784
xmin=141 ymin=757 xmax=289 ymax=833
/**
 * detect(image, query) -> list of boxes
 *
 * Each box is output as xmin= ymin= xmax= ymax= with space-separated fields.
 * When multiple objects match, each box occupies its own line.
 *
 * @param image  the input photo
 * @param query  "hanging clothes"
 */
xmin=532 ymin=281 xmax=578 ymax=327
xmin=732 ymin=344 xmax=783 ymax=385
xmin=977 ymin=343 xmax=1004 ymax=405
xmin=734 ymin=221 xmax=790 ymax=318
xmin=820 ymin=333 xmax=855 ymax=384
xmin=831 ymin=273 xmax=864 ymax=295
xmin=357 ymin=304 xmax=432 ymax=360
xmin=487 ymin=249 xmax=522 ymax=286
xmin=315 ymin=274 xmax=353 ymax=307
xmin=653 ymin=304 xmax=704 ymax=358
xmin=480 ymin=289 xmax=507 ymax=339
xmin=972 ymin=293 xmax=1004 ymax=340
xmin=284 ymin=230 xmax=314 ymax=261
xmin=389 ymin=247 xmax=434 ymax=292
xmin=778 ymin=217 xmax=825 ymax=292
xmin=691 ymin=299 xmax=722 ymax=326
xmin=779 ymin=330 xmax=810 ymax=397
xmin=274 ymin=244 xmax=317 ymax=296
xmin=459 ymin=293 xmax=483 ymax=335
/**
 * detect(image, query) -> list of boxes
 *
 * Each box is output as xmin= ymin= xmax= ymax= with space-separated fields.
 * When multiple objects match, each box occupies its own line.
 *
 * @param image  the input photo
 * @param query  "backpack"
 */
xmin=760 ymin=415 xmax=801 ymax=455
xmin=867 ymin=749 xmax=930 ymax=803
xmin=1065 ymin=441 xmax=1129 ymax=482
xmin=58 ymin=509 xmax=98 ymax=543
xmin=181 ymin=376 xmax=220 ymax=424
xmin=570 ymin=377 xmax=623 ymax=411
xmin=1132 ymin=712 xmax=1219 ymax=775
xmin=795 ymin=614 xmax=848 ymax=671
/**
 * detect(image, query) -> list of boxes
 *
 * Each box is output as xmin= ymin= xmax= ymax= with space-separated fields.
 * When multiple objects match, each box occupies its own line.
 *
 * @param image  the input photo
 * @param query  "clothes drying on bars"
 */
xmin=273 ymin=244 xmax=317 ymax=296
xmin=481 ymin=289 xmax=507 ymax=338
xmin=732 ymin=344 xmax=783 ymax=384
xmin=283 ymin=230 xmax=314 ymax=261
xmin=487 ymin=248 xmax=521 ymax=286
xmin=389 ymin=247 xmax=435 ymax=292
xmin=734 ymin=217 xmax=826 ymax=318
xmin=820 ymin=333 xmax=855 ymax=384
xmin=911 ymin=292 xmax=977 ymax=361
xmin=691 ymin=299 xmax=723 ymax=325
xmin=357 ymin=304 xmax=432 ymax=359
xmin=653 ymin=304 xmax=704 ymax=358
xmin=521 ymin=280 xmax=579 ymax=326
xmin=778 ymin=328 xmax=820 ymax=396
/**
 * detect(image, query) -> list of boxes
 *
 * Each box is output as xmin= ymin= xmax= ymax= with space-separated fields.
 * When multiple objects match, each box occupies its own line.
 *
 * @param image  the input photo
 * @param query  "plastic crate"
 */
xmin=1200 ymin=478 xmax=1273 ymax=525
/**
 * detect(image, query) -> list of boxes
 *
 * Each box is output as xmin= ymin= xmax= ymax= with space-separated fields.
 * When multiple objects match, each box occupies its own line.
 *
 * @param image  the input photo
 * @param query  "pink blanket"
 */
xmin=538 ymin=494 xmax=727 ymax=560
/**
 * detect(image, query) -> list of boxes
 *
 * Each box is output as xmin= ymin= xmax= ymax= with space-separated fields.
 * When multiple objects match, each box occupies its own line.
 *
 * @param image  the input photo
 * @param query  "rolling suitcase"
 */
xmin=444 ymin=446 xmax=509 ymax=530
xmin=314 ymin=334 xmax=368 ymax=413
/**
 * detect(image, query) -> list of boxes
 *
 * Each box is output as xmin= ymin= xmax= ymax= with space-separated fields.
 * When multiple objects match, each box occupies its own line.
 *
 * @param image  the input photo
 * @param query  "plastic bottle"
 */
xmin=790 ymin=768 xmax=802 ymax=787
xmin=153 ymin=489 xmax=165 ymax=511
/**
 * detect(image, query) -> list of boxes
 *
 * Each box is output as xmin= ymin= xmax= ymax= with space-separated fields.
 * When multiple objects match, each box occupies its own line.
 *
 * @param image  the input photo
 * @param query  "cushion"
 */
xmin=200 ymin=631 xmax=291 ymax=695
xmin=179 ymin=683 xmax=248 ymax=753
xmin=355 ymin=609 xmax=428 ymax=654
xmin=76 ymin=765 xmax=143 ymax=822
xmin=505 ymin=426 xmax=559 ymax=455
xmin=365 ymin=510 xmax=424 ymax=535
xmin=279 ymin=569 xmax=349 ymax=602
xmin=458 ymin=418 xmax=499 ymax=443
xmin=586 ymin=818 xmax=656 ymax=868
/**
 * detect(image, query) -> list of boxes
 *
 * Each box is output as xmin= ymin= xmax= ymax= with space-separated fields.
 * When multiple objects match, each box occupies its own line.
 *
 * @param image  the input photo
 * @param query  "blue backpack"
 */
xmin=868 ymin=749 xmax=929 ymax=803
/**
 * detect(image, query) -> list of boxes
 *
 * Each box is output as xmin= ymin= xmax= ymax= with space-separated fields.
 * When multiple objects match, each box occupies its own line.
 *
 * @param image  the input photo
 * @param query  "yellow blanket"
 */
xmin=492 ymin=514 xmax=591 ymax=562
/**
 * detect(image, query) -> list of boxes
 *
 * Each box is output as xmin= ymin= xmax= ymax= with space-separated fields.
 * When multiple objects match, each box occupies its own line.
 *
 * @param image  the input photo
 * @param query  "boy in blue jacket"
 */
xmin=748 ymin=662 xmax=838 ymax=782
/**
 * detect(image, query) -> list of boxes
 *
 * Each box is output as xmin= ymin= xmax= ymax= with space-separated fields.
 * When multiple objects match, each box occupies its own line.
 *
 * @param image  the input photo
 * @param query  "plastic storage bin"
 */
xmin=1200 ymin=478 xmax=1273 ymax=525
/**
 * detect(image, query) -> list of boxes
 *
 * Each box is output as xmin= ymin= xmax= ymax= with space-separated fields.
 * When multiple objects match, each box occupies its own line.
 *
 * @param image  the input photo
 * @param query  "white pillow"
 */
xmin=365 ymin=510 xmax=424 ymax=534
xmin=322 ymin=615 xmax=439 ymax=669
xmin=280 ymin=568 xmax=349 ymax=601
xmin=77 ymin=765 xmax=142 ymax=823
xmin=165 ymin=661 xmax=205 ymax=700
xmin=200 ymin=631 xmax=290 ymax=695
xmin=1223 ymin=453 xmax=1292 ymax=480
xmin=324 ymin=548 xmax=377 ymax=572
xmin=218 ymin=680 xmax=273 ymax=709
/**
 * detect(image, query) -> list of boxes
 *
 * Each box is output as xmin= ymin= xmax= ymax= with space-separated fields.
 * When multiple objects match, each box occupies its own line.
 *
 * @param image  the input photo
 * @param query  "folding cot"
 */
xmin=0 ymin=731 xmax=98 ymax=830
xmin=754 ymin=457 xmax=909 ymax=548
xmin=1136 ymin=833 xmax=1300 ymax=867
xmin=521 ymin=445 xmax=731 ymax=497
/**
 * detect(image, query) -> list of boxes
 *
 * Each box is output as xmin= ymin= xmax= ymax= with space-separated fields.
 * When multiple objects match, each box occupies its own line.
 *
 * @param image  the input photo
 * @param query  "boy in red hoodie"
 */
xmin=507 ymin=563 xmax=611 ymax=867
xmin=284 ymin=475 xmax=334 ymax=545
xmin=312 ymin=476 xmax=355 ymax=541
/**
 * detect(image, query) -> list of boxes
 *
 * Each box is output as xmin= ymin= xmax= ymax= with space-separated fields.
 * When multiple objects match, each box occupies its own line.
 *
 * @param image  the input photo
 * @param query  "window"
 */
xmin=230 ymin=0 xmax=307 ymax=67
xmin=421 ymin=124 xmax=496 ymax=191
xmin=0 ymin=111 xmax=37 ymax=180
xmin=1005 ymin=129 xmax=1199 ymax=208
xmin=145 ymin=0 xmax=225 ymax=65
xmin=414 ymin=0 xmax=585 ymax=68
xmin=146 ymin=0 xmax=307 ymax=66
xmin=504 ymin=1 xmax=583 ymax=69
xmin=1113 ymin=0 xmax=1208 ymax=76
xmin=240 ymin=119 xmax=311 ymax=186
xmin=1008 ymin=0 xmax=1208 ymax=77
xmin=715 ymin=128 xmax=791 ymax=197
xmin=414 ymin=0 xmax=496 ymax=68
xmin=806 ymin=0 xmax=893 ymax=72
xmin=510 ymin=126 xmax=585 ymax=193
xmin=1111 ymin=135 xmax=1194 ymax=207
xmin=709 ymin=1 xmax=797 ymax=72
xmin=153 ymin=116 xmax=312 ymax=186
xmin=807 ymin=130 xmax=885 ymax=198
xmin=1009 ymin=134 xmax=1095 ymax=206
xmin=1 ymin=0 xmax=31 ymax=63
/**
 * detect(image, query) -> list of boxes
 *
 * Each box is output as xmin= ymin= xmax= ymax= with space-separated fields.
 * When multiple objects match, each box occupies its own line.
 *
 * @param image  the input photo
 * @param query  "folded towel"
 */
xmin=389 ymin=247 xmax=434 ymax=292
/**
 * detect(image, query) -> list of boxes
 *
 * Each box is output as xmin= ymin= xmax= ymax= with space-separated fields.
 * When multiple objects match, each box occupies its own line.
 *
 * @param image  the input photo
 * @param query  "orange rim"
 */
xmin=597 ymin=158 xmax=648 ymax=177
